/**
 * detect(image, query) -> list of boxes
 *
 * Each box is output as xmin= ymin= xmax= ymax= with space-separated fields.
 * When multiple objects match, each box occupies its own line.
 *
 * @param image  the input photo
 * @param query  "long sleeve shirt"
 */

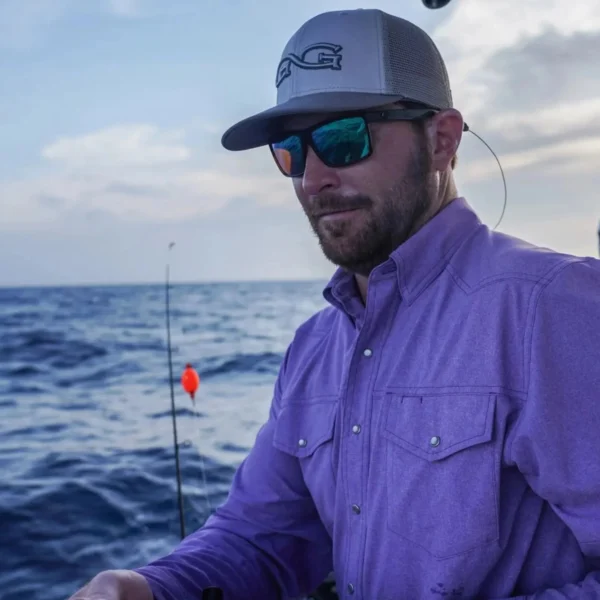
xmin=135 ymin=197 xmax=600 ymax=599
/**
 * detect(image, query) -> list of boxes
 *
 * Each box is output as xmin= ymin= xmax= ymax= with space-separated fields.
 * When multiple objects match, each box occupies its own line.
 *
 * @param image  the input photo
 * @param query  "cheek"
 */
xmin=371 ymin=130 xmax=418 ymax=177
xmin=347 ymin=165 xmax=393 ymax=196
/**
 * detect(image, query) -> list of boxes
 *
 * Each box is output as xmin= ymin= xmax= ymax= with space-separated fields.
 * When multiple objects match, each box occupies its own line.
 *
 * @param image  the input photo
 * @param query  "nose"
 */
xmin=301 ymin=146 xmax=342 ymax=197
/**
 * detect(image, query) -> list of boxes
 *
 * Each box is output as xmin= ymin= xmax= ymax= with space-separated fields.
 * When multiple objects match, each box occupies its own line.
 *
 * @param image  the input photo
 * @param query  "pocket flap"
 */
xmin=382 ymin=393 xmax=496 ymax=461
xmin=273 ymin=400 xmax=337 ymax=458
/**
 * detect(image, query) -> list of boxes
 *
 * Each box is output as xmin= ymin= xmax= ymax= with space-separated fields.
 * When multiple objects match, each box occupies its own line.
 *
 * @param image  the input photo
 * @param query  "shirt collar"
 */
xmin=323 ymin=197 xmax=483 ymax=313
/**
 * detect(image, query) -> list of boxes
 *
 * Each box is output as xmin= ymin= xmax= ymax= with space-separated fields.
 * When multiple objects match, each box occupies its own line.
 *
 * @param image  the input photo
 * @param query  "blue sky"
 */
xmin=1 ymin=0 xmax=599 ymax=286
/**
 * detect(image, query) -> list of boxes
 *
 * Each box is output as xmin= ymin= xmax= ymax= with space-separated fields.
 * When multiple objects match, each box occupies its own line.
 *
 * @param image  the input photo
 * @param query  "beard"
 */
xmin=305 ymin=135 xmax=435 ymax=277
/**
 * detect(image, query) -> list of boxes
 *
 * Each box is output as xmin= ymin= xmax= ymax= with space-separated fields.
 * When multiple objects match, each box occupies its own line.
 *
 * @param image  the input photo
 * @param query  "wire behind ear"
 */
xmin=462 ymin=124 xmax=507 ymax=230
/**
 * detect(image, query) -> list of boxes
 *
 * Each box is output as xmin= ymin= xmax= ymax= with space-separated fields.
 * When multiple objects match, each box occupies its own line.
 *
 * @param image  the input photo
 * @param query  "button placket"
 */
xmin=343 ymin=278 xmax=397 ymax=600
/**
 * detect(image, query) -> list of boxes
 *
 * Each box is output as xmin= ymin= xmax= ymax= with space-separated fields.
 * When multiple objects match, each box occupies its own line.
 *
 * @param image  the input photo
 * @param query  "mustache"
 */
xmin=309 ymin=194 xmax=373 ymax=218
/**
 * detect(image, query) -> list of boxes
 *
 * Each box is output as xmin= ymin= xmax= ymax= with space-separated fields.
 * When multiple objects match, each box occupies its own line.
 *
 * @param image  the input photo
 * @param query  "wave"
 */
xmin=0 ymin=329 xmax=108 ymax=369
xmin=200 ymin=351 xmax=283 ymax=379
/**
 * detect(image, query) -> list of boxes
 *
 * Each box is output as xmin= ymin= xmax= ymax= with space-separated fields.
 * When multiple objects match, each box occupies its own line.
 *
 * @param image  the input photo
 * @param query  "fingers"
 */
xmin=67 ymin=572 xmax=120 ymax=600
xmin=67 ymin=570 xmax=152 ymax=600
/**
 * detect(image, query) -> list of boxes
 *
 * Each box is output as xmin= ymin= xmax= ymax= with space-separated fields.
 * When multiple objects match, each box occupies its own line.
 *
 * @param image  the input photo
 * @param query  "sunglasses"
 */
xmin=269 ymin=108 xmax=437 ymax=178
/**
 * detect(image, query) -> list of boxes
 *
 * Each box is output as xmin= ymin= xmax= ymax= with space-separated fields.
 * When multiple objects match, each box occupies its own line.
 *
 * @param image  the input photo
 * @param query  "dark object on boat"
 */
xmin=198 ymin=575 xmax=338 ymax=600
xmin=422 ymin=0 xmax=453 ymax=7
xmin=307 ymin=572 xmax=339 ymax=600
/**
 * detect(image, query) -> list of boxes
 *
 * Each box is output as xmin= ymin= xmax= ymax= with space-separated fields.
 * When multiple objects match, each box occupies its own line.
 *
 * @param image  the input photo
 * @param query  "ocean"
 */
xmin=0 ymin=280 xmax=330 ymax=600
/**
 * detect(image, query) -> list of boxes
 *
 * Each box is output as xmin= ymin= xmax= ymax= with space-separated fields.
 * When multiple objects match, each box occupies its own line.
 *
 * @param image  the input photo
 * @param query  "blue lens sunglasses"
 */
xmin=269 ymin=108 xmax=442 ymax=178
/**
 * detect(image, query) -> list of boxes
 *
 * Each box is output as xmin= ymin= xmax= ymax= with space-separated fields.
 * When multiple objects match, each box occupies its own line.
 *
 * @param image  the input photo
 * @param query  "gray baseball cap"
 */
xmin=221 ymin=8 xmax=454 ymax=151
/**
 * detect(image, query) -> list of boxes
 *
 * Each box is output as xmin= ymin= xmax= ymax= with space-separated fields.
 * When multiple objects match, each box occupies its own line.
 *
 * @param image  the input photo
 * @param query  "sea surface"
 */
xmin=0 ymin=280 xmax=329 ymax=600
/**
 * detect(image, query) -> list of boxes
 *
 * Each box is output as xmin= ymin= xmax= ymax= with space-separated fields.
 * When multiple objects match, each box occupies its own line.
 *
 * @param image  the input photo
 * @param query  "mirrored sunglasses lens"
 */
xmin=272 ymin=135 xmax=304 ymax=176
xmin=312 ymin=117 xmax=370 ymax=167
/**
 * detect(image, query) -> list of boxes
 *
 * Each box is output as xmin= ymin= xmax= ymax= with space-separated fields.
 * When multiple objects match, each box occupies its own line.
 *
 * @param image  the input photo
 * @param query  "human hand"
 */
xmin=67 ymin=570 xmax=152 ymax=600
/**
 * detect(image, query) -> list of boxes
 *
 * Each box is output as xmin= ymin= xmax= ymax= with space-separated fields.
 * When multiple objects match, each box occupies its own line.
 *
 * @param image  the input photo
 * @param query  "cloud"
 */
xmin=430 ymin=2 xmax=600 ymax=186
xmin=42 ymin=125 xmax=191 ymax=169
xmin=500 ymin=212 xmax=599 ymax=260
xmin=480 ymin=97 xmax=600 ymax=145
xmin=434 ymin=0 xmax=600 ymax=116
xmin=0 ymin=197 xmax=333 ymax=286
xmin=0 ymin=123 xmax=294 ymax=229
xmin=458 ymin=132 xmax=600 ymax=184
xmin=477 ymin=28 xmax=600 ymax=113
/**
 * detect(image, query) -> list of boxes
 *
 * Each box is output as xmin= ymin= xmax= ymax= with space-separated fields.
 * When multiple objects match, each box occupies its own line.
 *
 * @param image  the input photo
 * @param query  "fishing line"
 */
xmin=464 ymin=124 xmax=508 ymax=231
xmin=184 ymin=387 xmax=213 ymax=516
xmin=193 ymin=409 xmax=213 ymax=515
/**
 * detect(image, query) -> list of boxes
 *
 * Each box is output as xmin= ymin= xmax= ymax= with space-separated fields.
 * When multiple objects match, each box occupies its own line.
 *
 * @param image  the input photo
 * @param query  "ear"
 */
xmin=426 ymin=108 xmax=464 ymax=171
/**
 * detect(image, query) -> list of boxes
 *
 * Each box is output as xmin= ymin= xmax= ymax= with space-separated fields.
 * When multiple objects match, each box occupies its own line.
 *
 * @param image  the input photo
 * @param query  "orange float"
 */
xmin=181 ymin=363 xmax=200 ymax=402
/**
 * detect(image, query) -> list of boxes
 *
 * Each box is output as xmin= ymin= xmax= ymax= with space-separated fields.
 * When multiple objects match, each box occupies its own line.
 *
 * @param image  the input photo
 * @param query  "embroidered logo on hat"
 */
xmin=275 ymin=43 xmax=343 ymax=88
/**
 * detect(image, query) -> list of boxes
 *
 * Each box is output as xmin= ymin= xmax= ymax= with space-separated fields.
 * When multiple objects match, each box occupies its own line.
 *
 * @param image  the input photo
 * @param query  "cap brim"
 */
xmin=220 ymin=92 xmax=408 ymax=151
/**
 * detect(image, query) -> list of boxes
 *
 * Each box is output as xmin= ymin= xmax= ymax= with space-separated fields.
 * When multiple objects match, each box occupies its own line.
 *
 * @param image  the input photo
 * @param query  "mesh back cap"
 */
xmin=221 ymin=9 xmax=454 ymax=151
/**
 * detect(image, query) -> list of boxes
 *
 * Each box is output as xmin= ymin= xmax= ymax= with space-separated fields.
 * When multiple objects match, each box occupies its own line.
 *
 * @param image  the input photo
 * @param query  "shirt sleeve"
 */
xmin=506 ymin=258 xmax=600 ymax=599
xmin=133 ymin=348 xmax=333 ymax=600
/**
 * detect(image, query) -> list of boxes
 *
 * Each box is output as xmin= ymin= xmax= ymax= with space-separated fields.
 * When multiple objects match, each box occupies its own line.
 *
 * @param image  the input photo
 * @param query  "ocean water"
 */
xmin=0 ymin=280 xmax=330 ymax=600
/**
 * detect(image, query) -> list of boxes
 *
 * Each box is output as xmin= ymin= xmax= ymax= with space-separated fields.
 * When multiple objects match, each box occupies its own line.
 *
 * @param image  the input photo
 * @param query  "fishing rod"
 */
xmin=165 ymin=241 xmax=186 ymax=540
xmin=165 ymin=245 xmax=223 ymax=597
xmin=165 ymin=243 xmax=208 ymax=542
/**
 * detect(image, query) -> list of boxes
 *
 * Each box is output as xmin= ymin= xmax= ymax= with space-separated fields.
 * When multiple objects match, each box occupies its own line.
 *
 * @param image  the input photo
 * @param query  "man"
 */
xmin=69 ymin=8 xmax=600 ymax=600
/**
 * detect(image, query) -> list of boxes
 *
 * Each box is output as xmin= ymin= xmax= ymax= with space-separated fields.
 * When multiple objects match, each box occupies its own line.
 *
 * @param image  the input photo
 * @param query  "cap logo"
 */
xmin=276 ymin=43 xmax=343 ymax=88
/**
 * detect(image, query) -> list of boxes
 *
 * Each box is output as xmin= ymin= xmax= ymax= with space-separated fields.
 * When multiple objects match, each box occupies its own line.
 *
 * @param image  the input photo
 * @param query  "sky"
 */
xmin=1 ymin=0 xmax=599 ymax=287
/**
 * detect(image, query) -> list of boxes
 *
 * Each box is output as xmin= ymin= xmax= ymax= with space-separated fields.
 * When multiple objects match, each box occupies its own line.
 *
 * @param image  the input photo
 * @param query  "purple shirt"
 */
xmin=136 ymin=198 xmax=600 ymax=599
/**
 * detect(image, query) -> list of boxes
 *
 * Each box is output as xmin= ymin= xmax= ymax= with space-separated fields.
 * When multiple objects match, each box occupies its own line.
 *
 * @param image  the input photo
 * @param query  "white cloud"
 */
xmin=422 ymin=0 xmax=600 ymax=197
xmin=459 ymin=134 xmax=600 ymax=184
xmin=482 ymin=98 xmax=600 ymax=143
xmin=433 ymin=0 xmax=600 ymax=116
xmin=501 ymin=213 xmax=599 ymax=259
xmin=42 ymin=125 xmax=191 ymax=170
xmin=0 ymin=124 xmax=294 ymax=228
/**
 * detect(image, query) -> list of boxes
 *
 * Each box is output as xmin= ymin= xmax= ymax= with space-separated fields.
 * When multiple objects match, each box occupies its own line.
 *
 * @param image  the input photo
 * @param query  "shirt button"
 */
xmin=352 ymin=424 xmax=361 ymax=434
xmin=347 ymin=583 xmax=355 ymax=594
xmin=363 ymin=348 xmax=373 ymax=357
xmin=298 ymin=439 xmax=307 ymax=447
xmin=430 ymin=436 xmax=441 ymax=447
xmin=352 ymin=504 xmax=361 ymax=514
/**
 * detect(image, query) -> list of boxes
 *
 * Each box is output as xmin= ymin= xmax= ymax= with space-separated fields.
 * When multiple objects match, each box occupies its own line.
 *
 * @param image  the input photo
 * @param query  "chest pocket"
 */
xmin=382 ymin=392 xmax=499 ymax=559
xmin=273 ymin=399 xmax=338 ymax=533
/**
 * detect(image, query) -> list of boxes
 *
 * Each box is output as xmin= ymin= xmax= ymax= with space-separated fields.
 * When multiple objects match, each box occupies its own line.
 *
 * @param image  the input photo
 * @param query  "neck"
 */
xmin=355 ymin=274 xmax=368 ymax=303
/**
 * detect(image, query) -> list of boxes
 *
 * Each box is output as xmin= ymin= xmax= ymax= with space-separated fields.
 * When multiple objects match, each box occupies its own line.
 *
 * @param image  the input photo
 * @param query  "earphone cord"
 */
xmin=464 ymin=124 xmax=507 ymax=231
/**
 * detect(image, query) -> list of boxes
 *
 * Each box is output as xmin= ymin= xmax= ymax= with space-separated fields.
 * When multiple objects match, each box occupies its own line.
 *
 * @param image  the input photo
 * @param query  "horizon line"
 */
xmin=0 ymin=276 xmax=332 ymax=290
